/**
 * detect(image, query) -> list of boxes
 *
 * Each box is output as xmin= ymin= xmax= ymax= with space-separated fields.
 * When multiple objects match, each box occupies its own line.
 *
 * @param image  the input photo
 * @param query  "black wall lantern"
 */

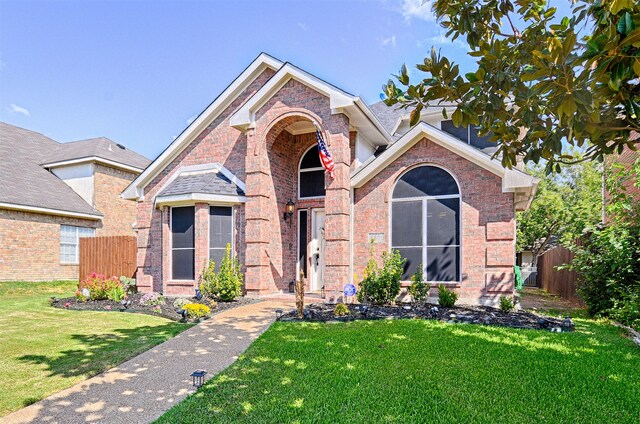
xmin=288 ymin=280 xmax=295 ymax=293
xmin=283 ymin=199 xmax=295 ymax=226
xmin=191 ymin=370 xmax=207 ymax=388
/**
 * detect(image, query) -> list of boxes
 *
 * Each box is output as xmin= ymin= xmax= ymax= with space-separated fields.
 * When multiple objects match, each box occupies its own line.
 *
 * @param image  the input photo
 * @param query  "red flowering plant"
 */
xmin=77 ymin=273 xmax=125 ymax=301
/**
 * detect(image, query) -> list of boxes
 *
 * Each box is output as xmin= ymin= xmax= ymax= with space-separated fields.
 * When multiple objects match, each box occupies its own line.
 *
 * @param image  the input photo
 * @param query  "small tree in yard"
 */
xmin=217 ymin=243 xmax=243 ymax=301
xmin=199 ymin=244 xmax=243 ymax=301
xmin=409 ymin=264 xmax=429 ymax=304
xmin=570 ymin=158 xmax=640 ymax=329
xmin=357 ymin=240 xmax=406 ymax=305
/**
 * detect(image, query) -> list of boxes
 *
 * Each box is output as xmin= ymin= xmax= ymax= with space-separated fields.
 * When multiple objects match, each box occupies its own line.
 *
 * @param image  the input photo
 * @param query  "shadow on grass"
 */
xmin=18 ymin=322 xmax=186 ymax=379
xmin=157 ymin=319 xmax=640 ymax=423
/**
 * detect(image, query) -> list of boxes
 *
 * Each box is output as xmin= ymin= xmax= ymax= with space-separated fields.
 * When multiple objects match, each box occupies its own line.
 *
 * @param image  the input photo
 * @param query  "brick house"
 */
xmin=123 ymin=53 xmax=538 ymax=305
xmin=0 ymin=123 xmax=150 ymax=281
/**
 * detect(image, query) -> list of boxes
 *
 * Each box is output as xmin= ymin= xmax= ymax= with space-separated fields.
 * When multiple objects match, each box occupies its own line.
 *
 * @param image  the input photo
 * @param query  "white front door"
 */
xmin=310 ymin=209 xmax=325 ymax=292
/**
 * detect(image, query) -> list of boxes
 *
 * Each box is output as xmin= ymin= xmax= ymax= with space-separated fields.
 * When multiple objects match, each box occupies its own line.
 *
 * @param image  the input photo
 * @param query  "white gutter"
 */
xmin=0 ymin=202 xmax=103 ymax=220
xmin=42 ymin=157 xmax=145 ymax=174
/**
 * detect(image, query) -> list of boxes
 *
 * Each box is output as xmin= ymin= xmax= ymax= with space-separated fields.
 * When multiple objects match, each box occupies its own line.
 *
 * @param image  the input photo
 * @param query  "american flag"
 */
xmin=315 ymin=129 xmax=335 ymax=179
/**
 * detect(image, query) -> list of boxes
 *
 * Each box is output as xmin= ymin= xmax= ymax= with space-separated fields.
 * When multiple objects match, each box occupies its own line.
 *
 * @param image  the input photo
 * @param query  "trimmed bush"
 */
xmin=499 ymin=296 xmax=516 ymax=313
xmin=408 ymin=265 xmax=429 ymax=304
xmin=183 ymin=303 xmax=211 ymax=319
xmin=438 ymin=284 xmax=458 ymax=307
xmin=199 ymin=244 xmax=243 ymax=301
xmin=357 ymin=242 xmax=405 ymax=305
xmin=173 ymin=298 xmax=189 ymax=310
xmin=333 ymin=303 xmax=350 ymax=317
xmin=77 ymin=274 xmax=122 ymax=301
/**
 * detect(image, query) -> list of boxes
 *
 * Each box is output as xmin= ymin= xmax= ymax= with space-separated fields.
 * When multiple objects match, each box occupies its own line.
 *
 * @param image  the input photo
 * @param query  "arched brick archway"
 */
xmin=243 ymin=108 xmax=352 ymax=297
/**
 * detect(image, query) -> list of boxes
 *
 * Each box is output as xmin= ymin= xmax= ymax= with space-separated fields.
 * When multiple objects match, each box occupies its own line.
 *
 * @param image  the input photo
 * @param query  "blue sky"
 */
xmin=0 ymin=0 xmax=473 ymax=159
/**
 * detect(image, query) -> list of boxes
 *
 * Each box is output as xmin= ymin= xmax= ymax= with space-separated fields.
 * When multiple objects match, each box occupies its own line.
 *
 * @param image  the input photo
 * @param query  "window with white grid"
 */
xmin=60 ymin=225 xmax=95 ymax=264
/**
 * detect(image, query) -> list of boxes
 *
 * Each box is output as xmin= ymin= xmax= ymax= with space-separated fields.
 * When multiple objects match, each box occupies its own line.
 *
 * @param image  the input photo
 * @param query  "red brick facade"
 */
xmin=0 ymin=164 xmax=140 ymax=282
xmin=354 ymin=139 xmax=515 ymax=304
xmin=134 ymin=68 xmax=519 ymax=305
xmin=0 ymin=209 xmax=99 ymax=281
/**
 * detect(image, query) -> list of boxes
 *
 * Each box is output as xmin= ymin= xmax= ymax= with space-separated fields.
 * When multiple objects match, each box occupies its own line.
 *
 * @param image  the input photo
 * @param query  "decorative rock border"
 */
xmin=279 ymin=303 xmax=575 ymax=332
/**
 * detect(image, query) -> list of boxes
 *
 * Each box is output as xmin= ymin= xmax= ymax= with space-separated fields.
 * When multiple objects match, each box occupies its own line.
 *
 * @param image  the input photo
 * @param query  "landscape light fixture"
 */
xmin=190 ymin=370 xmax=207 ymax=388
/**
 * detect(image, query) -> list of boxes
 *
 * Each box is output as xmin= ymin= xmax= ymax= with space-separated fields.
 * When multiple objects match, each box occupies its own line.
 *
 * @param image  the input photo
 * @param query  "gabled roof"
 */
xmin=0 ymin=122 xmax=103 ymax=219
xmin=122 ymin=53 xmax=284 ymax=200
xmin=229 ymin=62 xmax=392 ymax=146
xmin=351 ymin=121 xmax=539 ymax=211
xmin=42 ymin=137 xmax=150 ymax=171
xmin=123 ymin=54 xmax=394 ymax=201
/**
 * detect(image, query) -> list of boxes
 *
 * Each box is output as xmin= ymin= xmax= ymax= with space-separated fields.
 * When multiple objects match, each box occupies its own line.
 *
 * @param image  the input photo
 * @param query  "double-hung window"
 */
xmin=171 ymin=206 xmax=195 ymax=280
xmin=209 ymin=206 xmax=233 ymax=270
xmin=60 ymin=225 xmax=95 ymax=264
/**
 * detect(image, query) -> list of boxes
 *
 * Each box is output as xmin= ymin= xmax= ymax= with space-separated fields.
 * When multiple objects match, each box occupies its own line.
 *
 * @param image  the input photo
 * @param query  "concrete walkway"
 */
xmin=1 ymin=300 xmax=292 ymax=424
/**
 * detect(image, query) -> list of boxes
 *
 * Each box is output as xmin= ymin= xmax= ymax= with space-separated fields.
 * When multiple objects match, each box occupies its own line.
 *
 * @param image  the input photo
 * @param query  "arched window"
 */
xmin=391 ymin=165 xmax=461 ymax=282
xmin=299 ymin=145 xmax=325 ymax=198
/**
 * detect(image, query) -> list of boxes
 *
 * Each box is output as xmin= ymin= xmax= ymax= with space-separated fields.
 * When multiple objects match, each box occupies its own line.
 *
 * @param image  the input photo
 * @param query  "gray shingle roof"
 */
xmin=42 ymin=137 xmax=150 ymax=170
xmin=158 ymin=171 xmax=245 ymax=197
xmin=0 ymin=122 xmax=102 ymax=217
xmin=368 ymin=101 xmax=500 ymax=156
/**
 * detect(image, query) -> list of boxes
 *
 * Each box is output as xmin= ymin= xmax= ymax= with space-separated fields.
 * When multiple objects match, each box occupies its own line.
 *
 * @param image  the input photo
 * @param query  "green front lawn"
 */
xmin=0 ymin=281 xmax=190 ymax=417
xmin=158 ymin=318 xmax=639 ymax=423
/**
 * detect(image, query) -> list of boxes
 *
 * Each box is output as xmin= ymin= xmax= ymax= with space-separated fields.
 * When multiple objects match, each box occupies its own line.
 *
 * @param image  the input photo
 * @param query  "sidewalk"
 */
xmin=1 ymin=300 xmax=292 ymax=424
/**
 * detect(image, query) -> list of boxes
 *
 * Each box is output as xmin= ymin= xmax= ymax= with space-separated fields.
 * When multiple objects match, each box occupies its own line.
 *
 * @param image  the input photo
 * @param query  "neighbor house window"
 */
xmin=299 ymin=145 xmax=325 ymax=198
xmin=391 ymin=165 xmax=461 ymax=282
xmin=209 ymin=206 xmax=233 ymax=271
xmin=60 ymin=225 xmax=95 ymax=264
xmin=171 ymin=206 xmax=195 ymax=280
xmin=441 ymin=120 xmax=494 ymax=150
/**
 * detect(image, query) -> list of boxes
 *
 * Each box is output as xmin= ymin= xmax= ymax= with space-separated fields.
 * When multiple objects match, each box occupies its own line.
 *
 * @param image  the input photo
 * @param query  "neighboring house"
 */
xmin=0 ymin=122 xmax=150 ymax=281
xmin=123 ymin=53 xmax=538 ymax=305
xmin=604 ymin=133 xmax=640 ymax=222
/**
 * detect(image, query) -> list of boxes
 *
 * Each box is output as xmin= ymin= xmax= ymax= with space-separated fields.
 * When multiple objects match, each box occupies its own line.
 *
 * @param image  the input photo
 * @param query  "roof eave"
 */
xmin=122 ymin=53 xmax=283 ymax=201
xmin=0 ymin=202 xmax=103 ymax=220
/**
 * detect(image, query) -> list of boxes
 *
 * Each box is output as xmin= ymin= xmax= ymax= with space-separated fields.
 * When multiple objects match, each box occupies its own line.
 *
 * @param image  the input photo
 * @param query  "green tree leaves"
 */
xmin=383 ymin=0 xmax=640 ymax=172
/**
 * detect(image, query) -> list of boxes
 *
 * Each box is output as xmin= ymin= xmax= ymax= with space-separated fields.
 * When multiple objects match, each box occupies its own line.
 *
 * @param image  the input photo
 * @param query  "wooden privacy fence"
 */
xmin=79 ymin=236 xmax=137 ymax=280
xmin=536 ymin=244 xmax=584 ymax=304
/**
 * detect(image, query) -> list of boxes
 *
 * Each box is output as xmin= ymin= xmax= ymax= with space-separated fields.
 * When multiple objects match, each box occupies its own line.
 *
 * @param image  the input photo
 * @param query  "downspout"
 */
xmin=349 ymin=186 xmax=355 ymax=289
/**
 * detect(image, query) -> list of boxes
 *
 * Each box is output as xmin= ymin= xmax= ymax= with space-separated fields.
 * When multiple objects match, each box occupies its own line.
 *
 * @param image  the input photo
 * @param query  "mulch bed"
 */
xmin=50 ymin=293 xmax=259 ymax=322
xmin=279 ymin=303 xmax=575 ymax=332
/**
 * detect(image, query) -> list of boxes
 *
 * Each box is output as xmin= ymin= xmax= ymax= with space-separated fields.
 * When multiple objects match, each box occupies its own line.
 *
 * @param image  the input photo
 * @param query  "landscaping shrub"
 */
xmin=499 ymin=296 xmax=516 ymax=313
xmin=183 ymin=303 xmax=211 ymax=319
xmin=77 ymin=274 xmax=122 ymax=301
xmin=357 ymin=241 xmax=405 ymax=305
xmin=173 ymin=298 xmax=189 ymax=310
xmin=408 ymin=265 xmax=429 ymax=304
xmin=217 ymin=243 xmax=243 ymax=301
xmin=199 ymin=258 xmax=217 ymax=299
xmin=120 ymin=276 xmax=137 ymax=295
xmin=139 ymin=292 xmax=165 ymax=306
xmin=106 ymin=284 xmax=126 ymax=302
xmin=333 ymin=303 xmax=349 ymax=317
xmin=199 ymin=244 xmax=243 ymax=301
xmin=569 ymin=158 xmax=640 ymax=329
xmin=438 ymin=284 xmax=458 ymax=307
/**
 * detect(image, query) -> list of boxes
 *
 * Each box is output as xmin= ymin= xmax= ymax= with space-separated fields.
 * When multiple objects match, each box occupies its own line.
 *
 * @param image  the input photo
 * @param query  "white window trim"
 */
xmin=60 ymin=225 xmax=95 ymax=265
xmin=208 ymin=205 xmax=235 ymax=264
xmin=298 ymin=145 xmax=326 ymax=200
xmin=170 ymin=206 xmax=196 ymax=282
xmin=389 ymin=164 xmax=462 ymax=283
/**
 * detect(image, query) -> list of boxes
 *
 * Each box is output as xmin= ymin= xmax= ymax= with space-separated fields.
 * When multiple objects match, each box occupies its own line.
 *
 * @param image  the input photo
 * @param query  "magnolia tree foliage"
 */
xmin=383 ymin=0 xmax=640 ymax=172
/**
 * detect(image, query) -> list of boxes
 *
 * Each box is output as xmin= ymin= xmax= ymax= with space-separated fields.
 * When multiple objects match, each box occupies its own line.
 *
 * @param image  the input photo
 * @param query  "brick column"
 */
xmin=161 ymin=206 xmax=171 ymax=294
xmin=323 ymin=130 xmax=351 ymax=295
xmin=244 ymin=130 xmax=275 ymax=296
xmin=194 ymin=203 xmax=209 ymax=285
